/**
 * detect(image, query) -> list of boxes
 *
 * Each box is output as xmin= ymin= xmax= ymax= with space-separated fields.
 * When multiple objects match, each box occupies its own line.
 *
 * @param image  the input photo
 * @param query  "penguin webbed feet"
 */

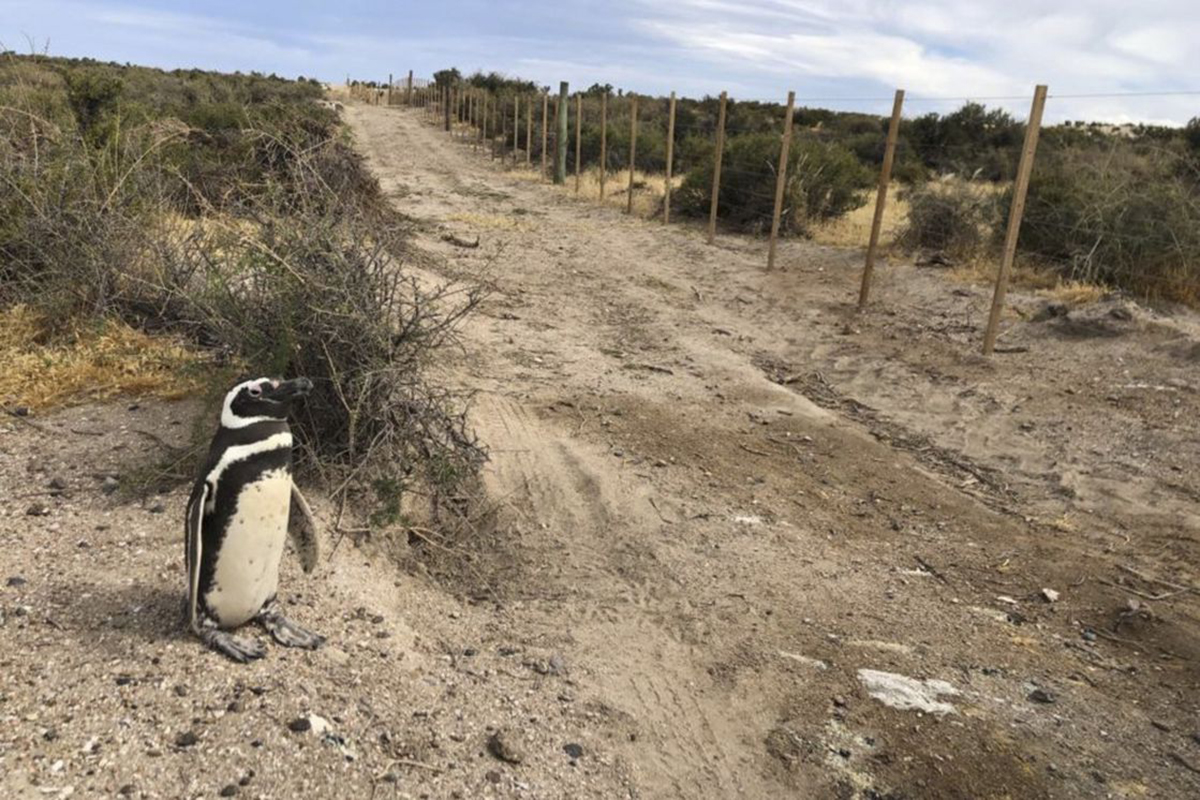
xmin=195 ymin=616 xmax=266 ymax=663
xmin=256 ymin=600 xmax=325 ymax=650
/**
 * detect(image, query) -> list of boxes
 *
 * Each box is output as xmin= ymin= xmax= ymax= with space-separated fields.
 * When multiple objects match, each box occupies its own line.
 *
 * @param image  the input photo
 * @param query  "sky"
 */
xmin=2 ymin=0 xmax=1197 ymax=125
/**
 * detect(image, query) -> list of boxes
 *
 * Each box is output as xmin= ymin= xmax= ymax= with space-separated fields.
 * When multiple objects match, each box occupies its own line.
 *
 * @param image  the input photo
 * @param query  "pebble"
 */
xmin=485 ymin=770 xmax=501 ymax=784
xmin=1028 ymin=688 xmax=1057 ymax=704
xmin=175 ymin=731 xmax=199 ymax=748
xmin=288 ymin=717 xmax=312 ymax=733
xmin=487 ymin=730 xmax=524 ymax=764
xmin=101 ymin=477 xmax=119 ymax=495
xmin=174 ymin=685 xmax=188 ymax=697
xmin=25 ymin=503 xmax=50 ymax=517
xmin=563 ymin=743 xmax=584 ymax=759
xmin=149 ymin=502 xmax=166 ymax=514
xmin=219 ymin=785 xmax=239 ymax=797
xmin=6 ymin=576 xmax=27 ymax=587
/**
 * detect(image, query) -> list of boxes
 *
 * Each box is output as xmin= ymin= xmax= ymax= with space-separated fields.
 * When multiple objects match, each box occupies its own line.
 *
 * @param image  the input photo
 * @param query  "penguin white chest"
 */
xmin=206 ymin=468 xmax=291 ymax=627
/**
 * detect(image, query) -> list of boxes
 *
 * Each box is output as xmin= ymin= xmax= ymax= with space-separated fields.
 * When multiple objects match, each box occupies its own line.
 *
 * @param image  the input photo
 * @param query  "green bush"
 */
xmin=1017 ymin=144 xmax=1200 ymax=302
xmin=64 ymin=68 xmax=123 ymax=145
xmin=897 ymin=180 xmax=998 ymax=257
xmin=675 ymin=133 xmax=871 ymax=234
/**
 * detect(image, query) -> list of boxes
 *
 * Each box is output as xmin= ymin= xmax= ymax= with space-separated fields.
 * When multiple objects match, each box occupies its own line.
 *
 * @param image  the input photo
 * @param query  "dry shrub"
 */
xmin=1018 ymin=144 xmax=1200 ymax=305
xmin=1 ymin=56 xmax=487 ymax=527
xmin=897 ymin=178 xmax=999 ymax=257
xmin=140 ymin=205 xmax=487 ymax=525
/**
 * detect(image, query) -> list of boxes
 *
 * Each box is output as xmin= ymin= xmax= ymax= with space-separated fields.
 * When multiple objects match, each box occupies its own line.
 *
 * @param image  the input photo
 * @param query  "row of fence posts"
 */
xmin=391 ymin=76 xmax=1050 ymax=357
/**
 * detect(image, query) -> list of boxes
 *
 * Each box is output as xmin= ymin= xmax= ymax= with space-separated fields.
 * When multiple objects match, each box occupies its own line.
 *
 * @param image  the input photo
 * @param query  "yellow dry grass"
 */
xmin=0 ymin=305 xmax=212 ymax=412
xmin=506 ymin=164 xmax=676 ymax=219
xmin=809 ymin=191 xmax=910 ymax=249
xmin=1037 ymin=280 xmax=1108 ymax=306
xmin=444 ymin=211 xmax=533 ymax=231
xmin=948 ymin=258 xmax=1107 ymax=307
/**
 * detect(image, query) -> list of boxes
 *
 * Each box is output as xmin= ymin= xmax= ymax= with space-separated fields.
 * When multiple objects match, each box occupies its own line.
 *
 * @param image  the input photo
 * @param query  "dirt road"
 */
xmin=350 ymin=103 xmax=1200 ymax=798
xmin=2 ymin=102 xmax=1198 ymax=799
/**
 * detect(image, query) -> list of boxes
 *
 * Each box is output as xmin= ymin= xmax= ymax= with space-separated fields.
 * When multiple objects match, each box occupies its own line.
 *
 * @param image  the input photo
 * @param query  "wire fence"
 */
xmin=374 ymin=74 xmax=1200 ymax=354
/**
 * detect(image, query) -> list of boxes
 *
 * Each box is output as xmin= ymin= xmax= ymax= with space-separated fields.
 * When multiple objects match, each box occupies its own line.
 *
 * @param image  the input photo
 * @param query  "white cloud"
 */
xmin=629 ymin=0 xmax=1200 ymax=123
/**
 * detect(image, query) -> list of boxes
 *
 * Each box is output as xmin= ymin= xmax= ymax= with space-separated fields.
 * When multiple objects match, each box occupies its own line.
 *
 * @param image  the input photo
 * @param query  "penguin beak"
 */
xmin=268 ymin=377 xmax=313 ymax=402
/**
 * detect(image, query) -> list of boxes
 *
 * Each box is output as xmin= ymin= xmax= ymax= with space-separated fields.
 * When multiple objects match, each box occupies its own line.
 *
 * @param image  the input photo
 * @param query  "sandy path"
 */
xmin=342 ymin=104 xmax=1200 ymax=798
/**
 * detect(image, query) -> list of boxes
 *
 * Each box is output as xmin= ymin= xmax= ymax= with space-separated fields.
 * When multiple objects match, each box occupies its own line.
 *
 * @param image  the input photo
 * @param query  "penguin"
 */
xmin=184 ymin=376 xmax=325 ymax=662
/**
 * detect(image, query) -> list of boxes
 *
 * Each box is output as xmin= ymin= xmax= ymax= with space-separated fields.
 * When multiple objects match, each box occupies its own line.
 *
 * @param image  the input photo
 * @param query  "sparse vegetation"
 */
xmin=676 ymin=133 xmax=871 ymax=234
xmin=897 ymin=179 xmax=999 ymax=258
xmin=1017 ymin=141 xmax=1200 ymax=304
xmin=0 ymin=54 xmax=485 ymax=523
xmin=441 ymin=66 xmax=1199 ymax=303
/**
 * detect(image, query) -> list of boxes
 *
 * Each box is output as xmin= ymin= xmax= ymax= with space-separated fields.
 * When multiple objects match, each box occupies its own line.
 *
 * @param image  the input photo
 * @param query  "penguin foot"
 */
xmin=201 ymin=628 xmax=267 ymax=663
xmin=257 ymin=601 xmax=325 ymax=650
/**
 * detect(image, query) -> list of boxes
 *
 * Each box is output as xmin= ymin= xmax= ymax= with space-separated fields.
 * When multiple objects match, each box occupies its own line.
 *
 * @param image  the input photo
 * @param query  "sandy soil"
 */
xmin=2 ymin=101 xmax=1199 ymax=799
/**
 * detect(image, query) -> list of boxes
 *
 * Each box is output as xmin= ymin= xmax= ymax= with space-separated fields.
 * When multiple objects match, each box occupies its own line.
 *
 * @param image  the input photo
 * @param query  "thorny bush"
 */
xmin=1 ymin=54 xmax=486 ymax=527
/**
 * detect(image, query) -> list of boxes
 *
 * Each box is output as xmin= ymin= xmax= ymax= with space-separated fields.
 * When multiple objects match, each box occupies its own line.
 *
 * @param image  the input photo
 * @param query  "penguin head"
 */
xmin=220 ymin=377 xmax=313 ymax=429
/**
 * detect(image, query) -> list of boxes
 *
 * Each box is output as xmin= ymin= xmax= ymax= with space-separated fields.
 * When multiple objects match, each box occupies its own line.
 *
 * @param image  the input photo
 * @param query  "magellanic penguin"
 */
xmin=184 ymin=376 xmax=325 ymax=662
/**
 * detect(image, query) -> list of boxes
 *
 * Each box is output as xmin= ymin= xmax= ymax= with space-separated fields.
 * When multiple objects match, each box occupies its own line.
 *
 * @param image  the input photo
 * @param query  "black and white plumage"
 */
xmin=184 ymin=376 xmax=324 ymax=662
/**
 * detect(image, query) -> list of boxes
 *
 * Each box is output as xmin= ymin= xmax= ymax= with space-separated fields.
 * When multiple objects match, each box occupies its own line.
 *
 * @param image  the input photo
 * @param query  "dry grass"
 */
xmin=0 ymin=306 xmax=213 ymax=412
xmin=444 ymin=211 xmax=532 ymax=231
xmin=946 ymin=257 xmax=1109 ymax=306
xmin=809 ymin=188 xmax=910 ymax=249
xmin=1037 ymin=280 xmax=1109 ymax=306
xmin=505 ymin=164 xmax=676 ymax=219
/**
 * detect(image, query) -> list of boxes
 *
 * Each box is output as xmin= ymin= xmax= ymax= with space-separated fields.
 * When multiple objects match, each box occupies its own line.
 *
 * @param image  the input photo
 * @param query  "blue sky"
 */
xmin=3 ymin=0 xmax=1197 ymax=124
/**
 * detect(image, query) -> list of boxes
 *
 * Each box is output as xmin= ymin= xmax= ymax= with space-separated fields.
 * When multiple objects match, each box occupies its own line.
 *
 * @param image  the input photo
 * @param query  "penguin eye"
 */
xmin=248 ymin=385 xmax=262 ymax=398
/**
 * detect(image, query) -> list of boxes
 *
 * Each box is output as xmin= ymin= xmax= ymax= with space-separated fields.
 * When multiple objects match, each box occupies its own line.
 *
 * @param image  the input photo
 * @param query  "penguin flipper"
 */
xmin=184 ymin=479 xmax=209 ymax=631
xmin=288 ymin=483 xmax=320 ymax=573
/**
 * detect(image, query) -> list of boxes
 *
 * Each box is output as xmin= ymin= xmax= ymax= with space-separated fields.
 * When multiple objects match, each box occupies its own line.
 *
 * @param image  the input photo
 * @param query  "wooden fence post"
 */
xmin=406 ymin=70 xmax=413 ymax=105
xmin=555 ymin=81 xmax=569 ymax=184
xmin=512 ymin=95 xmax=520 ymax=166
xmin=707 ymin=90 xmax=728 ymax=245
xmin=574 ymin=93 xmax=582 ymax=193
xmin=483 ymin=93 xmax=490 ymax=152
xmin=664 ymin=91 xmax=676 ymax=223
xmin=857 ymin=89 xmax=906 ymax=303
xmin=387 ymin=73 xmax=393 ymax=106
xmin=541 ymin=92 xmax=549 ymax=175
xmin=525 ymin=96 xmax=533 ymax=166
xmin=444 ymin=85 xmax=451 ymax=132
xmin=599 ymin=91 xmax=608 ymax=198
xmin=626 ymin=95 xmax=639 ymax=214
xmin=983 ymin=85 xmax=1048 ymax=355
xmin=767 ymin=90 xmax=797 ymax=270
xmin=500 ymin=96 xmax=508 ymax=161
